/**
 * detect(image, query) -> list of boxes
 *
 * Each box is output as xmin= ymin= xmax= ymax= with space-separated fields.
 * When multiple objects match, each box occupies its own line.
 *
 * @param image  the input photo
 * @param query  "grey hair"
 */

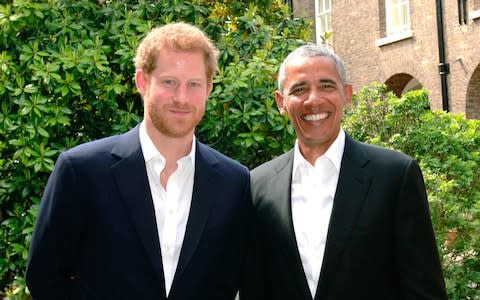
xmin=277 ymin=44 xmax=349 ymax=93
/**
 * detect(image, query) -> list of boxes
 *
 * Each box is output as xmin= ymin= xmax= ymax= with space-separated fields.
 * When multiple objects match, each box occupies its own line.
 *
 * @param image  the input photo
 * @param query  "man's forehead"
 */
xmin=290 ymin=77 xmax=336 ymax=84
xmin=287 ymin=55 xmax=335 ymax=67
xmin=285 ymin=58 xmax=340 ymax=84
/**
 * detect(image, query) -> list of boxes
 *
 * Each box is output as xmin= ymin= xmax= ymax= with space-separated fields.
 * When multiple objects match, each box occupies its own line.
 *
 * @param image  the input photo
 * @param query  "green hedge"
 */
xmin=0 ymin=0 xmax=309 ymax=297
xmin=1 ymin=1 xmax=479 ymax=299
xmin=344 ymin=83 xmax=480 ymax=299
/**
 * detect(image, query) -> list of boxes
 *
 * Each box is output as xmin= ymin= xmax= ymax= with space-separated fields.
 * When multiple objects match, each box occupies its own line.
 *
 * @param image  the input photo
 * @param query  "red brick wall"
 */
xmin=466 ymin=65 xmax=480 ymax=118
xmin=292 ymin=0 xmax=480 ymax=118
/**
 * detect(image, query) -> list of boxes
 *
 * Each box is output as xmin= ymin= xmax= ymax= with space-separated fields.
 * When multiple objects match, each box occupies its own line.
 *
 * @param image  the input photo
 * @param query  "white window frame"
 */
xmin=470 ymin=9 xmax=480 ymax=20
xmin=473 ymin=0 xmax=480 ymax=19
xmin=315 ymin=0 xmax=332 ymax=47
xmin=385 ymin=0 xmax=411 ymax=36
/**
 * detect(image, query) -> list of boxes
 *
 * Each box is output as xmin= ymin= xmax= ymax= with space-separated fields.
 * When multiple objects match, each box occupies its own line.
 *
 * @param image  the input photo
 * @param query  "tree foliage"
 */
xmin=344 ymin=83 xmax=480 ymax=299
xmin=0 ymin=0 xmax=309 ymax=297
xmin=1 ymin=0 xmax=478 ymax=299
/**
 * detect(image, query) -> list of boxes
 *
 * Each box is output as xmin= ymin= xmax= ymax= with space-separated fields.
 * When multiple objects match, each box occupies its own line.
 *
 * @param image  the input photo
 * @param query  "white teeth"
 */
xmin=303 ymin=113 xmax=329 ymax=121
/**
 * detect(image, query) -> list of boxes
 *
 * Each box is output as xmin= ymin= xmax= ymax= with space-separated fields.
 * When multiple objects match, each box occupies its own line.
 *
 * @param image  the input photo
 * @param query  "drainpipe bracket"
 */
xmin=438 ymin=62 xmax=450 ymax=75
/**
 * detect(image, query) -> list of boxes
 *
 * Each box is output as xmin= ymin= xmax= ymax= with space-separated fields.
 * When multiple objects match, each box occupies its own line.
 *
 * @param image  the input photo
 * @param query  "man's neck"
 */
xmin=146 ymin=127 xmax=193 ymax=164
xmin=298 ymin=138 xmax=336 ymax=165
xmin=299 ymin=145 xmax=328 ymax=165
xmin=147 ymin=127 xmax=194 ymax=189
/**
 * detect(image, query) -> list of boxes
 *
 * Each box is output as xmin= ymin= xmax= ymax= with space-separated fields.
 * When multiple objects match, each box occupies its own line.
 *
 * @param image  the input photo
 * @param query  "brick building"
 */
xmin=288 ymin=0 xmax=480 ymax=119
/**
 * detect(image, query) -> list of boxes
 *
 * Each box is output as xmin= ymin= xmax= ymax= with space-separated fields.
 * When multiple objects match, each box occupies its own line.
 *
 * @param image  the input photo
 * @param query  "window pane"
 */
xmin=326 ymin=14 xmax=331 ymax=32
xmin=386 ymin=0 xmax=410 ymax=35
xmin=400 ymin=4 xmax=408 ymax=26
xmin=316 ymin=0 xmax=333 ymax=47
xmin=318 ymin=0 xmax=330 ymax=13
xmin=320 ymin=15 xmax=326 ymax=32
xmin=392 ymin=8 xmax=399 ymax=30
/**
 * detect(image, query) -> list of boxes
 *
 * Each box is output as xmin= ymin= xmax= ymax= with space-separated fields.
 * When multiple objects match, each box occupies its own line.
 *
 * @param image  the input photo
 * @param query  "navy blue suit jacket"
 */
xmin=27 ymin=125 xmax=252 ymax=300
xmin=242 ymin=134 xmax=447 ymax=300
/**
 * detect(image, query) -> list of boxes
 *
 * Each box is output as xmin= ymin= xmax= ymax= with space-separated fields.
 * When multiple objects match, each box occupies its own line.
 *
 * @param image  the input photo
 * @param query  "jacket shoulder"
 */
xmin=250 ymin=150 xmax=293 ymax=183
xmin=347 ymin=137 xmax=414 ymax=166
xmin=197 ymin=142 xmax=249 ymax=174
xmin=59 ymin=127 xmax=139 ymax=166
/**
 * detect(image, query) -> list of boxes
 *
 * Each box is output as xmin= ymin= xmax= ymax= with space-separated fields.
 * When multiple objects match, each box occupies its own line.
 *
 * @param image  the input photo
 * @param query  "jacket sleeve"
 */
xmin=239 ymin=208 xmax=267 ymax=300
xmin=26 ymin=152 xmax=85 ymax=300
xmin=395 ymin=159 xmax=448 ymax=299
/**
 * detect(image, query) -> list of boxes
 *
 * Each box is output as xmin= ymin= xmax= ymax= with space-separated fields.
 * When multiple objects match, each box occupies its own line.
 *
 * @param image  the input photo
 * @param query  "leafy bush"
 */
xmin=344 ymin=83 xmax=480 ymax=300
xmin=0 ymin=0 xmax=309 ymax=297
xmin=1 ymin=0 xmax=478 ymax=298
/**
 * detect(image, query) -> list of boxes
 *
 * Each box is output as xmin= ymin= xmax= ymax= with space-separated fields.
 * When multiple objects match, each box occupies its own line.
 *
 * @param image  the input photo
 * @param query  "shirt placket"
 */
xmin=309 ymin=166 xmax=324 ymax=286
xmin=162 ymin=167 xmax=180 ymax=295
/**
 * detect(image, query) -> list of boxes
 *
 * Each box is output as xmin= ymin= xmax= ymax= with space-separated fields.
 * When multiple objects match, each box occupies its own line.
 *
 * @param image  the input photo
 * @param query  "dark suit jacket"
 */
xmin=242 ymin=134 xmax=448 ymax=300
xmin=26 ymin=125 xmax=252 ymax=300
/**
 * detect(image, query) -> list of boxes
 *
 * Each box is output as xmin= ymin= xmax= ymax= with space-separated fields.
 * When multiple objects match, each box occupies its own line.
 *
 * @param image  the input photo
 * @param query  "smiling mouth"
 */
xmin=169 ymin=107 xmax=192 ymax=114
xmin=303 ymin=112 xmax=329 ymax=121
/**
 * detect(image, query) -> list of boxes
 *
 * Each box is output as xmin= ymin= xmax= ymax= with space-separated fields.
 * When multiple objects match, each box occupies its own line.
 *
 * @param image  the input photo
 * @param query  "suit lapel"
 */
xmin=171 ymin=142 xmax=217 ymax=288
xmin=110 ymin=126 xmax=166 ymax=294
xmin=315 ymin=135 xmax=372 ymax=298
xmin=270 ymin=151 xmax=313 ymax=298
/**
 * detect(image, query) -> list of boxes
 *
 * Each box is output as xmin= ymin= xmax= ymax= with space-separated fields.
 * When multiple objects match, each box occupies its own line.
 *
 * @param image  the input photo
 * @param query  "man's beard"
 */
xmin=148 ymin=102 xmax=205 ymax=138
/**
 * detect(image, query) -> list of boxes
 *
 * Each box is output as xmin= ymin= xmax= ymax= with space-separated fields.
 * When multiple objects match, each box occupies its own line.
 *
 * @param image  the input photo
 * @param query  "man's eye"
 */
xmin=163 ymin=80 xmax=176 ymax=87
xmin=321 ymin=83 xmax=335 ymax=90
xmin=189 ymin=82 xmax=201 ymax=88
xmin=290 ymin=87 xmax=306 ymax=95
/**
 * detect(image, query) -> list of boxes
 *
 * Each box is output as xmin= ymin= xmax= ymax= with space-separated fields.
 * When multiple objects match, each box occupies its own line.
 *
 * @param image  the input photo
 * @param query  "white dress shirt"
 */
xmin=139 ymin=122 xmax=195 ymax=296
xmin=291 ymin=129 xmax=345 ymax=297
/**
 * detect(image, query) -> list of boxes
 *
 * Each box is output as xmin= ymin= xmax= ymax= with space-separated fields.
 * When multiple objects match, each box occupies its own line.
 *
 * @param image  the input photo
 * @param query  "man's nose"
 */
xmin=306 ymin=88 xmax=323 ymax=104
xmin=174 ymin=83 xmax=189 ymax=102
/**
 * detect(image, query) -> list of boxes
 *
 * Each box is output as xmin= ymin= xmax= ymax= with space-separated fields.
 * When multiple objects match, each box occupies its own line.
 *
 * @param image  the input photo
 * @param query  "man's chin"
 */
xmin=154 ymin=123 xmax=197 ymax=139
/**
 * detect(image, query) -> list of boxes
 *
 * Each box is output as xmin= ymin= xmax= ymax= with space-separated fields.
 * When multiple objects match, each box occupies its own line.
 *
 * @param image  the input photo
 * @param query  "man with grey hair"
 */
xmin=241 ymin=44 xmax=448 ymax=299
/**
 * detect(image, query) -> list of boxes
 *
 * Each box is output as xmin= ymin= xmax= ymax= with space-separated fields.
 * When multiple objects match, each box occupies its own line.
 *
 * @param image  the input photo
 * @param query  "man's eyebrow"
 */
xmin=318 ymin=78 xmax=337 ymax=85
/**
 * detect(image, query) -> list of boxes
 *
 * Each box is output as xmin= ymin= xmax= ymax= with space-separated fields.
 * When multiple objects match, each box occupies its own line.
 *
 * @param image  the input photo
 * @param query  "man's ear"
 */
xmin=135 ymin=69 xmax=148 ymax=96
xmin=274 ymin=90 xmax=287 ymax=115
xmin=344 ymin=84 xmax=353 ymax=108
xmin=207 ymin=80 xmax=213 ymax=95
